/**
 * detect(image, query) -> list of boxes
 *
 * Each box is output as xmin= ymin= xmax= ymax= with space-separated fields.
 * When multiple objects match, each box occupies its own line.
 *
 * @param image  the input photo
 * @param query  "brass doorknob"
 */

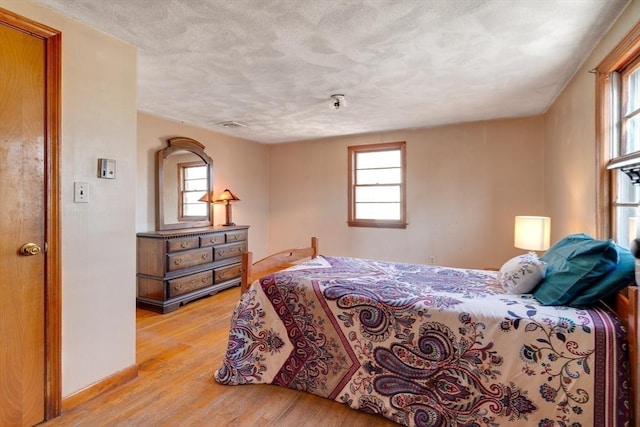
xmin=20 ymin=243 xmax=42 ymax=256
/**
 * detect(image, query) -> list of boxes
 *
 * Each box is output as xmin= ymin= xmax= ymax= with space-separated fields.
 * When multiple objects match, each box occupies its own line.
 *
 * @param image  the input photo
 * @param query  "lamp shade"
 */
xmin=198 ymin=192 xmax=213 ymax=202
xmin=514 ymin=216 xmax=551 ymax=251
xmin=214 ymin=188 xmax=240 ymax=203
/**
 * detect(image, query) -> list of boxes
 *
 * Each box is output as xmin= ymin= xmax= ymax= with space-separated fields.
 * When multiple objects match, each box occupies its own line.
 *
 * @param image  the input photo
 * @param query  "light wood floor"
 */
xmin=42 ymin=287 xmax=398 ymax=426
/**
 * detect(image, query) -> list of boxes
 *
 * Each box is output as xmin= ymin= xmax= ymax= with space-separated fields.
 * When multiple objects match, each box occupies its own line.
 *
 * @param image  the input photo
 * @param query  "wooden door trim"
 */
xmin=0 ymin=7 xmax=62 ymax=420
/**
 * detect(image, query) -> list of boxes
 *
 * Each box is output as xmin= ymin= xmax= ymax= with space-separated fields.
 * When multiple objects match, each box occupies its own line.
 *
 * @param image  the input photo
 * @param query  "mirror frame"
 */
xmin=156 ymin=136 xmax=213 ymax=231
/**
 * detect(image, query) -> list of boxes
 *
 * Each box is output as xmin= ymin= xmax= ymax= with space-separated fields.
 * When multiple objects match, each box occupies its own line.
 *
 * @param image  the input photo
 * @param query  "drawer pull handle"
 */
xmin=180 ymin=241 xmax=189 ymax=248
xmin=174 ymin=258 xmax=183 ymax=266
xmin=174 ymin=283 xmax=183 ymax=291
xmin=202 ymin=277 xmax=208 ymax=283
xmin=202 ymin=253 xmax=209 ymax=260
xmin=210 ymin=238 xmax=217 ymax=243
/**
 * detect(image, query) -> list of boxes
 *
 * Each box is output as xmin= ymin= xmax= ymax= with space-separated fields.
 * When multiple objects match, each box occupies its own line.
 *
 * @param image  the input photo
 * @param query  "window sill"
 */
xmin=347 ymin=220 xmax=407 ymax=229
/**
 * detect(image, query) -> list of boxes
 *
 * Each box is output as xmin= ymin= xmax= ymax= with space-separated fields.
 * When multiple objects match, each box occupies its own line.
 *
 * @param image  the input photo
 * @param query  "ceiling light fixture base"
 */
xmin=330 ymin=94 xmax=346 ymax=110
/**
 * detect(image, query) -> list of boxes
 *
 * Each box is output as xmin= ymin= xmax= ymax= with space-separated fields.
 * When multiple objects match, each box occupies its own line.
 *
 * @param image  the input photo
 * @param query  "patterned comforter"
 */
xmin=214 ymin=256 xmax=629 ymax=426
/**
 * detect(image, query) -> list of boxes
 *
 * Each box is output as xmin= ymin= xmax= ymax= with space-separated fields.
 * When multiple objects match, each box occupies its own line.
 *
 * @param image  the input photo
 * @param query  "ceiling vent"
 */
xmin=216 ymin=121 xmax=247 ymax=128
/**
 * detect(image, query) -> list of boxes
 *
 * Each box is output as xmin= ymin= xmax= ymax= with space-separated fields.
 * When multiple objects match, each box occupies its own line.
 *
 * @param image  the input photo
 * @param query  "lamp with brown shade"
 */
xmin=198 ymin=188 xmax=241 ymax=226
xmin=215 ymin=189 xmax=240 ymax=226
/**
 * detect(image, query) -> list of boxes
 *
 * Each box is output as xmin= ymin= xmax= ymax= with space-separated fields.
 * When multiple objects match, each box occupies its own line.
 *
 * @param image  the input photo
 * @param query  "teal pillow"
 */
xmin=568 ymin=243 xmax=635 ymax=307
xmin=533 ymin=234 xmax=618 ymax=306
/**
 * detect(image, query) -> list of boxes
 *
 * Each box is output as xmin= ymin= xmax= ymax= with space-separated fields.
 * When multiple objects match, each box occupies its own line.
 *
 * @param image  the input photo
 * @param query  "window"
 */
xmin=596 ymin=22 xmax=640 ymax=248
xmin=348 ymin=141 xmax=406 ymax=228
xmin=178 ymin=162 xmax=208 ymax=220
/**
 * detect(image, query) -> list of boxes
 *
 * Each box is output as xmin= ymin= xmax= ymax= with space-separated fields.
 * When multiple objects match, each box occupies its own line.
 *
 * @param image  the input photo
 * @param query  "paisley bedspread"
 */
xmin=214 ymin=256 xmax=630 ymax=426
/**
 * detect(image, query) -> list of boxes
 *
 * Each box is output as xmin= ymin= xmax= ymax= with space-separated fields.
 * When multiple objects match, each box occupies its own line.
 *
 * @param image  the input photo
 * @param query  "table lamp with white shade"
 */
xmin=514 ymin=216 xmax=551 ymax=253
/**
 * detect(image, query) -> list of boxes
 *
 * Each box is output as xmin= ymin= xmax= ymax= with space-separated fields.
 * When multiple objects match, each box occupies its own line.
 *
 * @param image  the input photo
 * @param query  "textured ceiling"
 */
xmin=35 ymin=0 xmax=629 ymax=143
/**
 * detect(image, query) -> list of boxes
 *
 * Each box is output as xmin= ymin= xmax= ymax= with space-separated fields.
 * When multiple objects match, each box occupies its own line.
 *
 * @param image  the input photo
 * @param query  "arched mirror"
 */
xmin=156 ymin=137 xmax=213 ymax=230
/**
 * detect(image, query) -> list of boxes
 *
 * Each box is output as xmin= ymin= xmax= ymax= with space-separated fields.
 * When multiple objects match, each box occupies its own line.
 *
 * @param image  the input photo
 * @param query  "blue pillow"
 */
xmin=568 ymin=243 xmax=635 ymax=307
xmin=533 ymin=234 xmax=618 ymax=306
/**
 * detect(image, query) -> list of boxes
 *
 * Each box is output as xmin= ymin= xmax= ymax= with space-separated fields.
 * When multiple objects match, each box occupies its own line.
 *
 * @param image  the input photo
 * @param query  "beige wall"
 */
xmin=268 ymin=117 xmax=545 ymax=269
xmin=544 ymin=0 xmax=640 ymax=402
xmin=545 ymin=1 xmax=640 ymax=242
xmin=136 ymin=113 xmax=269 ymax=258
xmin=5 ymin=0 xmax=638 ymax=405
xmin=1 ymin=0 xmax=138 ymax=396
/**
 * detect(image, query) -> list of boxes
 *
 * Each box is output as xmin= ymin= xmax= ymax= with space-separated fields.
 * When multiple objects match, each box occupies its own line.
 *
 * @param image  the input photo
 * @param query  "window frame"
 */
xmin=596 ymin=21 xmax=640 ymax=241
xmin=347 ymin=141 xmax=407 ymax=229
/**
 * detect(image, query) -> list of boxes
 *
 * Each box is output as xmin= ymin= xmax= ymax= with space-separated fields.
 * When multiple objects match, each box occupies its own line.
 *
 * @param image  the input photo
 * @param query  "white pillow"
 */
xmin=497 ymin=253 xmax=547 ymax=294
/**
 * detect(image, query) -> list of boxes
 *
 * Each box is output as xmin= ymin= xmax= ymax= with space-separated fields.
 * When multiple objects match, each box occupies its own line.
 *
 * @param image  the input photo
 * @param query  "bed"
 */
xmin=215 ymin=237 xmax=638 ymax=426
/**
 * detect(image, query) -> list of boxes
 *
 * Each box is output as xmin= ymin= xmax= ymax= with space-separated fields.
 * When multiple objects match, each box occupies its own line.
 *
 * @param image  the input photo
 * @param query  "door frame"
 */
xmin=0 ymin=7 xmax=62 ymax=420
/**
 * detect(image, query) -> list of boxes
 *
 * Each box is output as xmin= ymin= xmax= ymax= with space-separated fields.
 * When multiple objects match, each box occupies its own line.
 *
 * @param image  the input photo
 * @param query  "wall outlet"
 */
xmin=429 ymin=256 xmax=436 ymax=265
xmin=74 ymin=182 xmax=89 ymax=203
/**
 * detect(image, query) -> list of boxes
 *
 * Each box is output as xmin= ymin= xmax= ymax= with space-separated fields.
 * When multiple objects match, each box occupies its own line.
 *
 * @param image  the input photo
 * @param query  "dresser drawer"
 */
xmin=200 ymin=233 xmax=226 ymax=247
xmin=167 ymin=247 xmax=213 ymax=272
xmin=214 ymin=263 xmax=242 ymax=282
xmin=168 ymin=270 xmax=214 ymax=297
xmin=226 ymin=229 xmax=248 ymax=243
xmin=214 ymin=241 xmax=247 ymax=261
xmin=167 ymin=237 xmax=199 ymax=253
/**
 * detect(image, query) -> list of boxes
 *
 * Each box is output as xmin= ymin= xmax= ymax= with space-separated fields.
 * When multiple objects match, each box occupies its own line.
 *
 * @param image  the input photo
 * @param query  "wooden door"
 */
xmin=0 ymin=8 xmax=61 ymax=425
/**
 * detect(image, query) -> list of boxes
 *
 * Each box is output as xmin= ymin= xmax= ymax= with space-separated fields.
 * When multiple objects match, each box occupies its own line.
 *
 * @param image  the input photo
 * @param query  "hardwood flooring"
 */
xmin=42 ymin=287 xmax=398 ymax=426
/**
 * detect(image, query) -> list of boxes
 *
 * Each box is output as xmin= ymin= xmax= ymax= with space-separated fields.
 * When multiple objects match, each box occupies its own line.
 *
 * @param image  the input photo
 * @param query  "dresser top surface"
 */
xmin=137 ymin=225 xmax=249 ymax=239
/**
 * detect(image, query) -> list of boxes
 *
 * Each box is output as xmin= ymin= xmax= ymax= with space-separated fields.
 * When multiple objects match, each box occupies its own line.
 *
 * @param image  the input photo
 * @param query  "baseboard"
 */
xmin=61 ymin=364 xmax=139 ymax=412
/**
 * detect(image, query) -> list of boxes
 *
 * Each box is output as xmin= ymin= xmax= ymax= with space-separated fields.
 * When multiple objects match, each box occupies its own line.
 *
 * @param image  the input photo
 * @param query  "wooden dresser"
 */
xmin=136 ymin=225 xmax=248 ymax=313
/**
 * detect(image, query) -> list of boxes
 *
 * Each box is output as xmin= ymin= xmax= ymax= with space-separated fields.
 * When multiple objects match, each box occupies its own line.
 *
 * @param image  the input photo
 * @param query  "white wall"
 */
xmin=268 ymin=117 xmax=545 ymax=269
xmin=1 ymin=0 xmax=137 ymax=396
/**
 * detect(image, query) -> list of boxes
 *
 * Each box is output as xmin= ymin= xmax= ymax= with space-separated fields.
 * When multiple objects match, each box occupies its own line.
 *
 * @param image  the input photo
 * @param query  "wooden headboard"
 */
xmin=240 ymin=237 xmax=319 ymax=293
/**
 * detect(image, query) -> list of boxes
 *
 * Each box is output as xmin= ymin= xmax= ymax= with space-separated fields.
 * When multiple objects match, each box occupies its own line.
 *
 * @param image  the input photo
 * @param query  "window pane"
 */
xmin=357 ymin=151 xmax=400 ymax=169
xmin=183 ymin=191 xmax=206 ymax=203
xmin=623 ymin=114 xmax=640 ymax=154
xmin=616 ymin=170 xmax=640 ymax=203
xmin=626 ymin=67 xmax=640 ymax=114
xmin=184 ymin=178 xmax=207 ymax=191
xmin=355 ymin=185 xmax=400 ymax=202
xmin=356 ymin=202 xmax=400 ymax=220
xmin=616 ymin=206 xmax=640 ymax=248
xmin=183 ymin=203 xmax=207 ymax=217
xmin=356 ymin=168 xmax=401 ymax=184
xmin=184 ymin=165 xmax=207 ymax=179
xmin=616 ymin=169 xmax=640 ymax=248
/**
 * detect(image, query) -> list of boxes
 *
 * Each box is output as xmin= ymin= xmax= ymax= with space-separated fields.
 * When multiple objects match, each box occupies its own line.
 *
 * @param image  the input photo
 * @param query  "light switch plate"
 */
xmin=74 ymin=182 xmax=89 ymax=203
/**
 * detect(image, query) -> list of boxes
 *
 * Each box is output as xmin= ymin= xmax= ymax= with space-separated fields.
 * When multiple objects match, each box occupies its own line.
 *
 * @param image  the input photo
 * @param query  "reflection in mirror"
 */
xmin=162 ymin=152 xmax=207 ymax=224
xmin=157 ymin=137 xmax=213 ymax=230
xmin=180 ymin=162 xmax=208 ymax=218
